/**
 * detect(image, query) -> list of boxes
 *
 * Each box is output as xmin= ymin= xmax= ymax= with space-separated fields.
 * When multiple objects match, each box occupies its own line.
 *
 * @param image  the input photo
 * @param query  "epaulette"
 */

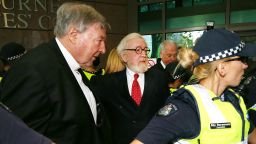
xmin=159 ymin=87 xmax=198 ymax=117
xmin=167 ymin=86 xmax=198 ymax=107
xmin=168 ymin=87 xmax=193 ymax=101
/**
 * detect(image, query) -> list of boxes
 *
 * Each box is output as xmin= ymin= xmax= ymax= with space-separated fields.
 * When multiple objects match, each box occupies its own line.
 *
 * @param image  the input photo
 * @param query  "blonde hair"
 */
xmin=177 ymin=47 xmax=220 ymax=81
xmin=194 ymin=57 xmax=233 ymax=81
xmin=193 ymin=61 xmax=218 ymax=80
xmin=177 ymin=47 xmax=198 ymax=69
xmin=105 ymin=48 xmax=125 ymax=74
xmin=177 ymin=48 xmax=237 ymax=82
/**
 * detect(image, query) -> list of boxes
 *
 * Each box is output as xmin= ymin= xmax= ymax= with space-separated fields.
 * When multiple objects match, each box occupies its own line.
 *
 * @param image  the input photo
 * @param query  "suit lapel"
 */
xmin=140 ymin=70 xmax=154 ymax=107
xmin=119 ymin=70 xmax=137 ymax=106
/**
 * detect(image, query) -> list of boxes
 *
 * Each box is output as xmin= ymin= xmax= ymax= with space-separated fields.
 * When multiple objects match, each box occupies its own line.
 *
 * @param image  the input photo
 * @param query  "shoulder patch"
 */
xmin=157 ymin=103 xmax=178 ymax=117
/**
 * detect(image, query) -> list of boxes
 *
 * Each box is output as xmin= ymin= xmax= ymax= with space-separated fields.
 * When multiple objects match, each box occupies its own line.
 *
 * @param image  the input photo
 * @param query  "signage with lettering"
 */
xmin=0 ymin=0 xmax=64 ymax=30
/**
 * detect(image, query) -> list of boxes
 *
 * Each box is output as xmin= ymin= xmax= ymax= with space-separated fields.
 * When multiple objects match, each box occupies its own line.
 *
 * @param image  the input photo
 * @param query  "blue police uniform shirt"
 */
xmin=136 ymin=88 xmax=200 ymax=143
xmin=0 ymin=104 xmax=52 ymax=144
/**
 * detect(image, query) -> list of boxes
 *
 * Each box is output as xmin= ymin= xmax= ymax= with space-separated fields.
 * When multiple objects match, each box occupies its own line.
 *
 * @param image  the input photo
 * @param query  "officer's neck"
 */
xmin=200 ymin=77 xmax=225 ymax=97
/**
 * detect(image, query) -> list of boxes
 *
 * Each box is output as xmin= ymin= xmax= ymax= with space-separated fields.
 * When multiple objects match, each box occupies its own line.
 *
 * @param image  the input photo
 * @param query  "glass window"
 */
xmin=166 ymin=1 xmax=225 ymax=29
xmin=231 ymin=0 xmax=256 ymax=24
xmin=194 ymin=0 xmax=224 ymax=6
xmin=140 ymin=5 xmax=149 ymax=13
xmin=240 ymin=35 xmax=256 ymax=44
xmin=142 ymin=33 xmax=164 ymax=58
xmin=166 ymin=30 xmax=205 ymax=48
xmin=139 ymin=3 xmax=163 ymax=32
xmin=138 ymin=0 xmax=149 ymax=2
xmin=167 ymin=0 xmax=224 ymax=8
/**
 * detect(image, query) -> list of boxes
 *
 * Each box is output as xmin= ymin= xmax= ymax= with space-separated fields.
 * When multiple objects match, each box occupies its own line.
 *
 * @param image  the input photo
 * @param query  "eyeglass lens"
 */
xmin=135 ymin=46 xmax=150 ymax=54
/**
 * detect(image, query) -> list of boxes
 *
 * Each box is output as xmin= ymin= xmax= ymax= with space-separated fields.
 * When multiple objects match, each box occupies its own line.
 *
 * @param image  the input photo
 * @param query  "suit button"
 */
xmin=119 ymin=105 xmax=123 ymax=109
xmin=132 ymin=120 xmax=136 ymax=124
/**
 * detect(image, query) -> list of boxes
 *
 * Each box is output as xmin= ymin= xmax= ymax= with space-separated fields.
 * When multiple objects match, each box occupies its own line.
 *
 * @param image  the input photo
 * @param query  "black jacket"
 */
xmin=0 ymin=39 xmax=111 ymax=144
xmin=91 ymin=68 xmax=170 ymax=144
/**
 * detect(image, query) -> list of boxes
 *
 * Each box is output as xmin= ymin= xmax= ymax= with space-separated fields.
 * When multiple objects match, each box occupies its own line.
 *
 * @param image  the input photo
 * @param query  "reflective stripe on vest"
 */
xmin=175 ymin=84 xmax=249 ymax=144
xmin=248 ymin=103 xmax=256 ymax=111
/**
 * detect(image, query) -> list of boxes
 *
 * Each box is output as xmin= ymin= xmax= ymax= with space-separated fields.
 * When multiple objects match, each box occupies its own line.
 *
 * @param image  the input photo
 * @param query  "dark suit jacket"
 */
xmin=0 ymin=39 xmax=111 ymax=144
xmin=91 ymin=68 xmax=169 ymax=144
xmin=150 ymin=58 xmax=165 ymax=72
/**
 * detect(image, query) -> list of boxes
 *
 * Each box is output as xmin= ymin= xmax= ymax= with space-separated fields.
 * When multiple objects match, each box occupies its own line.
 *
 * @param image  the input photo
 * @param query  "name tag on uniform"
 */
xmin=210 ymin=122 xmax=231 ymax=129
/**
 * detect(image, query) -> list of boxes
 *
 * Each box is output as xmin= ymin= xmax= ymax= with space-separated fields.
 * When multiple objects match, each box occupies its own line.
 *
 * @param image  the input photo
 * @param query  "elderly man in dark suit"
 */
xmin=0 ymin=2 xmax=111 ymax=144
xmin=150 ymin=40 xmax=178 ymax=72
xmin=91 ymin=33 xmax=169 ymax=144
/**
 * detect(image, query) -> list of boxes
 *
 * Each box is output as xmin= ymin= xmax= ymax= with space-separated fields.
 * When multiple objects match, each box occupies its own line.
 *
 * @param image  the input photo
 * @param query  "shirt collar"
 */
xmin=126 ymin=67 xmax=144 ymax=77
xmin=55 ymin=37 xmax=80 ymax=71
xmin=160 ymin=60 xmax=166 ymax=69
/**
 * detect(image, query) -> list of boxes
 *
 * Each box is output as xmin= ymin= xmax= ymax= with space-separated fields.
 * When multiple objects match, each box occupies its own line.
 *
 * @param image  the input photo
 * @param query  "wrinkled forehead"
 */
xmin=164 ymin=43 xmax=177 ymax=51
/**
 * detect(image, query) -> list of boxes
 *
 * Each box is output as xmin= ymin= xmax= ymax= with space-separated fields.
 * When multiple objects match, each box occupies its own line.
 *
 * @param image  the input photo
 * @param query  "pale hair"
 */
xmin=54 ymin=2 xmax=109 ymax=37
xmin=116 ymin=33 xmax=145 ymax=56
xmin=105 ymin=48 xmax=125 ymax=74
xmin=159 ymin=40 xmax=177 ymax=51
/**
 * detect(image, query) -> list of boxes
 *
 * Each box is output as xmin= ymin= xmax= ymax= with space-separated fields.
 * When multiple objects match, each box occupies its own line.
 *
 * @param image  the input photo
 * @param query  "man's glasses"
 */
xmin=125 ymin=46 xmax=150 ymax=54
xmin=224 ymin=57 xmax=248 ymax=64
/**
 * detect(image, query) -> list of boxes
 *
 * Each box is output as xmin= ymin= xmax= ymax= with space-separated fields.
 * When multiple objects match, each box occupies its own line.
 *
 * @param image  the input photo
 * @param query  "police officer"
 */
xmin=165 ymin=61 xmax=191 ymax=94
xmin=82 ymin=57 xmax=105 ymax=81
xmin=131 ymin=29 xmax=256 ymax=144
xmin=0 ymin=42 xmax=26 ymax=81
xmin=235 ymin=67 xmax=256 ymax=126
xmin=165 ymin=48 xmax=196 ymax=94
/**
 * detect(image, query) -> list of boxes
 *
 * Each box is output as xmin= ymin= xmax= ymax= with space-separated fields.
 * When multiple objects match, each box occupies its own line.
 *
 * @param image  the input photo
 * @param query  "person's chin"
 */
xmin=132 ymin=64 xmax=148 ymax=73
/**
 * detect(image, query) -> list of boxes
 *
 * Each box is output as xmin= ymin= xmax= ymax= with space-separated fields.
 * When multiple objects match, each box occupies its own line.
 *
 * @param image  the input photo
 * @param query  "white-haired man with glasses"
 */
xmin=91 ymin=33 xmax=169 ymax=144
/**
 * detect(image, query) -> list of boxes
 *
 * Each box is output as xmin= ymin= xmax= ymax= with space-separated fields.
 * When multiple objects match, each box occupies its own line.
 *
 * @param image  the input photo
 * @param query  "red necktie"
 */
xmin=132 ymin=73 xmax=142 ymax=106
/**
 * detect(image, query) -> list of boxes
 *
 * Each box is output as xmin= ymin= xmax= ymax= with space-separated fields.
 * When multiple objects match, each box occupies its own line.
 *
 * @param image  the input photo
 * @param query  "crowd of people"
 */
xmin=1 ymin=1 xmax=256 ymax=144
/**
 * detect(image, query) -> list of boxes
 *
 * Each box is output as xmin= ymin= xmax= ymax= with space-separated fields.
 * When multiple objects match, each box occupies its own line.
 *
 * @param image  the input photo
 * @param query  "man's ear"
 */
xmin=67 ymin=27 xmax=78 ymax=44
xmin=216 ymin=63 xmax=226 ymax=77
xmin=120 ymin=53 xmax=127 ymax=63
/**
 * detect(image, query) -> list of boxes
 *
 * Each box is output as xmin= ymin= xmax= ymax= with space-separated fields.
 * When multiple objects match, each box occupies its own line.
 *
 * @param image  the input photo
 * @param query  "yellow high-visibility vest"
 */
xmin=175 ymin=85 xmax=250 ymax=144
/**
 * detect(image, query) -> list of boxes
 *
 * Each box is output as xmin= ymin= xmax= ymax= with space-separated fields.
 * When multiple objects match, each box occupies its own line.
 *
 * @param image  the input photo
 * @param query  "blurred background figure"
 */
xmin=165 ymin=47 xmax=197 ymax=94
xmin=150 ymin=40 xmax=177 ymax=72
xmin=105 ymin=48 xmax=125 ymax=74
xmin=0 ymin=42 xmax=26 ymax=81
xmin=165 ymin=62 xmax=190 ymax=94
xmin=234 ymin=57 xmax=256 ymax=126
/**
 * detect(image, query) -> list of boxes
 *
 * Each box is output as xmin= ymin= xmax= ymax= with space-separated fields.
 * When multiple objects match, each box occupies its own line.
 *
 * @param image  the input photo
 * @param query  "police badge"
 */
xmin=157 ymin=103 xmax=178 ymax=116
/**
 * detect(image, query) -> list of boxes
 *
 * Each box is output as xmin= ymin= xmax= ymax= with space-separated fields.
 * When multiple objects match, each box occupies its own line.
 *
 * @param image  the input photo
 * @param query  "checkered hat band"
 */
xmin=199 ymin=41 xmax=245 ymax=63
xmin=7 ymin=51 xmax=27 ymax=61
